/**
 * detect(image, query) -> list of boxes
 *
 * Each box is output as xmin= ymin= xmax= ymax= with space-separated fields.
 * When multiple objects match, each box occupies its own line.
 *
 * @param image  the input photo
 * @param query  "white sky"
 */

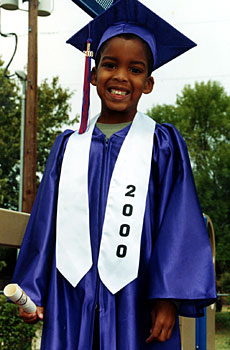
xmin=1 ymin=0 xmax=230 ymax=120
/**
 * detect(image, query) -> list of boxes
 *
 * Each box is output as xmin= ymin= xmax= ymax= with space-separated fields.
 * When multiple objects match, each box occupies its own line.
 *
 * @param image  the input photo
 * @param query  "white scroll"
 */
xmin=4 ymin=284 xmax=36 ymax=313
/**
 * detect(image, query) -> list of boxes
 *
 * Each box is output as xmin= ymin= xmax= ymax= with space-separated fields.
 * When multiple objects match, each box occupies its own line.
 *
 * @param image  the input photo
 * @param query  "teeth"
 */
xmin=110 ymin=89 xmax=127 ymax=96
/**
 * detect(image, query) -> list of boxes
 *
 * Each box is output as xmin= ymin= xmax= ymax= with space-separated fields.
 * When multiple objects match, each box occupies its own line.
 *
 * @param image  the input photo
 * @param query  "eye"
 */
xmin=129 ymin=67 xmax=143 ymax=74
xmin=102 ymin=62 xmax=116 ymax=69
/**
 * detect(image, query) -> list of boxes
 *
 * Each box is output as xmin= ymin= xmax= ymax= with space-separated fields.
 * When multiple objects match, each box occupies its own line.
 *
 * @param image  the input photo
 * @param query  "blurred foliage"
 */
xmin=0 ymin=57 xmax=79 ymax=210
xmin=220 ymin=273 xmax=230 ymax=294
xmin=147 ymin=81 xmax=230 ymax=274
xmin=0 ymin=295 xmax=38 ymax=350
xmin=216 ymin=311 xmax=230 ymax=331
xmin=0 ymin=261 xmax=7 ymax=272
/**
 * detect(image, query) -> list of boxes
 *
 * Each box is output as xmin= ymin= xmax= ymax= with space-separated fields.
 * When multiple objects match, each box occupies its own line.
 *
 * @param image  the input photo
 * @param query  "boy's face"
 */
xmin=91 ymin=36 xmax=154 ymax=122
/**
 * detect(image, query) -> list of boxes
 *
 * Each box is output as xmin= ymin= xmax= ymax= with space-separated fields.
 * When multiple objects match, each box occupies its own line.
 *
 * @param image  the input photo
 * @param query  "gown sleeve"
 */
xmin=12 ymin=130 xmax=73 ymax=307
xmin=147 ymin=123 xmax=216 ymax=317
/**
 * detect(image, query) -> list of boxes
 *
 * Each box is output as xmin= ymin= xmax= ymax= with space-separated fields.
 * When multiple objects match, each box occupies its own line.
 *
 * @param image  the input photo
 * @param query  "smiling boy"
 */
xmin=13 ymin=0 xmax=216 ymax=349
xmin=91 ymin=33 xmax=176 ymax=345
xmin=91 ymin=35 xmax=154 ymax=123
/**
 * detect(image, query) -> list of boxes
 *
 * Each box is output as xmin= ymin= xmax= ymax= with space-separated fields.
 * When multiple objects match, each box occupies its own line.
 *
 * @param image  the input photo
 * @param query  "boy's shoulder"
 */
xmin=57 ymin=129 xmax=75 ymax=140
xmin=155 ymin=122 xmax=187 ymax=147
xmin=53 ymin=129 xmax=75 ymax=149
xmin=48 ymin=129 xmax=75 ymax=163
xmin=153 ymin=121 xmax=189 ymax=160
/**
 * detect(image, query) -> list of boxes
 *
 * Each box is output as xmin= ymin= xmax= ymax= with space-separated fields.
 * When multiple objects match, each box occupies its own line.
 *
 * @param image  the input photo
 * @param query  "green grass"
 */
xmin=215 ymin=308 xmax=230 ymax=350
xmin=222 ymin=305 xmax=230 ymax=312
xmin=215 ymin=330 xmax=230 ymax=350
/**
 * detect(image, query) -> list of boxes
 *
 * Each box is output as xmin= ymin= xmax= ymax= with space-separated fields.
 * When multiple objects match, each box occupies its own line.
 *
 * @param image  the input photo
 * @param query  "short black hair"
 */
xmin=95 ymin=33 xmax=154 ymax=76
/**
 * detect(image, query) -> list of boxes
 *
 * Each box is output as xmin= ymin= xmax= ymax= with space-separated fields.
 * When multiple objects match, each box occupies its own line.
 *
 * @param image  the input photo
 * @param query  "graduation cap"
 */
xmin=67 ymin=0 xmax=196 ymax=133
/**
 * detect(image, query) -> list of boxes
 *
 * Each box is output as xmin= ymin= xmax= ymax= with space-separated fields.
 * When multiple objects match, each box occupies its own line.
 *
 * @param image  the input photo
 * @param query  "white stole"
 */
xmin=56 ymin=112 xmax=156 ymax=294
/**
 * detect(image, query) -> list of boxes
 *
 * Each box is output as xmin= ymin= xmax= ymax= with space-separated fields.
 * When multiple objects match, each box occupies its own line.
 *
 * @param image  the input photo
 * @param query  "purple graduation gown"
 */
xmin=13 ymin=122 xmax=216 ymax=350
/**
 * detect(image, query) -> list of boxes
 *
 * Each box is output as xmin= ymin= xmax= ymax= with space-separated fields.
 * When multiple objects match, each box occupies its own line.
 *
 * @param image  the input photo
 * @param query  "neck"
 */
xmin=98 ymin=108 xmax=137 ymax=124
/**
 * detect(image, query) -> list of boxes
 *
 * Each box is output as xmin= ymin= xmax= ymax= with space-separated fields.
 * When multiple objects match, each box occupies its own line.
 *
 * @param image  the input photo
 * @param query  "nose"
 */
xmin=112 ymin=67 xmax=128 ymax=82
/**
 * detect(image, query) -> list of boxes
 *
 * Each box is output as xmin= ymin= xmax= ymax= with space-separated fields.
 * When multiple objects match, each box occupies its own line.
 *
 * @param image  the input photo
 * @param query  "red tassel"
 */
xmin=79 ymin=40 xmax=93 ymax=134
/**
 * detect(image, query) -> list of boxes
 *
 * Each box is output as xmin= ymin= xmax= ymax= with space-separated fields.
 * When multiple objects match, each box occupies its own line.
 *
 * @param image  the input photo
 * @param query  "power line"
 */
xmin=0 ymin=8 xmax=18 ymax=78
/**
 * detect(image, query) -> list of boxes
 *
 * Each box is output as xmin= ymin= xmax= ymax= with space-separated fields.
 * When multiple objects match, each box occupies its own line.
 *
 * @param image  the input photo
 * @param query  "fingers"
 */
xmin=146 ymin=300 xmax=177 ymax=343
xmin=19 ymin=308 xmax=38 ymax=324
xmin=146 ymin=319 xmax=173 ymax=343
xmin=146 ymin=316 xmax=173 ymax=343
xmin=37 ymin=306 xmax=44 ymax=320
xmin=19 ymin=306 xmax=44 ymax=324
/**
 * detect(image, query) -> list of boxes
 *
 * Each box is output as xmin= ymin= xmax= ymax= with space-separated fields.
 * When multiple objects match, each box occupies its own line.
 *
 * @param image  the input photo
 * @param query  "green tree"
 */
xmin=0 ymin=295 xmax=38 ymax=350
xmin=37 ymin=77 xmax=77 ymax=173
xmin=147 ymin=81 xmax=230 ymax=274
xmin=0 ymin=59 xmax=21 ymax=210
xmin=0 ymin=58 xmax=78 ymax=210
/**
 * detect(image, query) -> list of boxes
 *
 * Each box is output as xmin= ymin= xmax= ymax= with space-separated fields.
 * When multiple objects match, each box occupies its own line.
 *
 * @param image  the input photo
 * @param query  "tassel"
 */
xmin=79 ymin=39 xmax=93 ymax=134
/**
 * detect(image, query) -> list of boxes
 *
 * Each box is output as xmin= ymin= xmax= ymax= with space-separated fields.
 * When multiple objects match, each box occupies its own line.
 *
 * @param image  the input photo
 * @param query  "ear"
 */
xmin=143 ymin=76 xmax=154 ymax=95
xmin=90 ymin=67 xmax=97 ymax=86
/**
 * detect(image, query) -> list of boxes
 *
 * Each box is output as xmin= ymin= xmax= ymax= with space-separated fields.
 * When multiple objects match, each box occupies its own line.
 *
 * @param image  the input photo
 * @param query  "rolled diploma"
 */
xmin=4 ymin=284 xmax=37 ymax=313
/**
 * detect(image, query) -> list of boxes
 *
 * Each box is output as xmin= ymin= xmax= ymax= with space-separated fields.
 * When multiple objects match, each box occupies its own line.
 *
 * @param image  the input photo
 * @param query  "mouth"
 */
xmin=108 ymin=88 xmax=129 ymax=96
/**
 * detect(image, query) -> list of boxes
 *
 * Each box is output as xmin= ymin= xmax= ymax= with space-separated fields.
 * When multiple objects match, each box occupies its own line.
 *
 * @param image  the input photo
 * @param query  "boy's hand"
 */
xmin=19 ymin=306 xmax=44 ymax=324
xmin=146 ymin=300 xmax=177 ymax=343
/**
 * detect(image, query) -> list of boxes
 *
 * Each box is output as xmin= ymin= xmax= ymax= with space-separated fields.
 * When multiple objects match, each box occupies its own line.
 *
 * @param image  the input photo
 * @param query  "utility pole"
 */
xmin=22 ymin=0 xmax=38 ymax=213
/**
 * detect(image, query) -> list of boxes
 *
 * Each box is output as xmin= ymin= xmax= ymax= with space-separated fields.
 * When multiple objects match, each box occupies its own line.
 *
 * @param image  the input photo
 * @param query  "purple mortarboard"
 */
xmin=67 ymin=0 xmax=196 ymax=133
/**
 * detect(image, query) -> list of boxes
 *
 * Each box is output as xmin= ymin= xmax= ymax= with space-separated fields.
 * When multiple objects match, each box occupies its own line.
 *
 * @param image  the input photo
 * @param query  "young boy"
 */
xmin=13 ymin=0 xmax=216 ymax=349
